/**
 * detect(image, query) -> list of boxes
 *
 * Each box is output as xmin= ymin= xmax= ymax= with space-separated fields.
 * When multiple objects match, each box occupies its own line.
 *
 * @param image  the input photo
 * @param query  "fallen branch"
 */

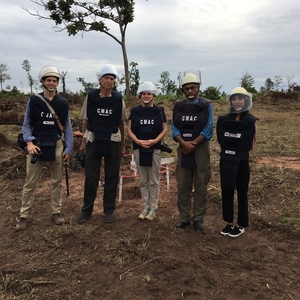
xmin=119 ymin=256 xmax=160 ymax=280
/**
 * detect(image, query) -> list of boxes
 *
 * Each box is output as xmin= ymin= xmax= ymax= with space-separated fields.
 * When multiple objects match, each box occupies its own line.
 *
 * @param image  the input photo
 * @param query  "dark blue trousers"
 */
xmin=81 ymin=141 xmax=120 ymax=215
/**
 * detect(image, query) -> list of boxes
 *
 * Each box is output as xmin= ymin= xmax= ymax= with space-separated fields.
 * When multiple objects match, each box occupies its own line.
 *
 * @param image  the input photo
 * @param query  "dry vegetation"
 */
xmin=0 ymin=95 xmax=300 ymax=300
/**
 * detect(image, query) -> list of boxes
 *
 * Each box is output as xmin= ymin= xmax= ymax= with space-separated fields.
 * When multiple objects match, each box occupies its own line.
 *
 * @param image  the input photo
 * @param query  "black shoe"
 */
xmin=193 ymin=221 xmax=203 ymax=231
xmin=220 ymin=224 xmax=233 ymax=236
xmin=175 ymin=221 xmax=190 ymax=228
xmin=105 ymin=214 xmax=114 ymax=223
xmin=76 ymin=212 xmax=91 ymax=223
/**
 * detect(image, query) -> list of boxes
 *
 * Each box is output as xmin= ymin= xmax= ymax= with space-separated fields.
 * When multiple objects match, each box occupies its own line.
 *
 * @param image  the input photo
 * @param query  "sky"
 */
xmin=1 ymin=0 xmax=300 ymax=95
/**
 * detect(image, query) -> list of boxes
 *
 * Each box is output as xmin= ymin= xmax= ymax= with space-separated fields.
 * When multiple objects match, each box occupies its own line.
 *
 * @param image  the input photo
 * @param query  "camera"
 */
xmin=161 ymin=142 xmax=172 ymax=153
xmin=31 ymin=150 xmax=42 ymax=164
xmin=73 ymin=152 xmax=85 ymax=170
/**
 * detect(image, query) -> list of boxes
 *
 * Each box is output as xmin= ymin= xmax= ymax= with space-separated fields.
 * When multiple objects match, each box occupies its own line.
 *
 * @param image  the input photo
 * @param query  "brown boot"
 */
xmin=16 ymin=217 xmax=28 ymax=231
xmin=52 ymin=213 xmax=65 ymax=225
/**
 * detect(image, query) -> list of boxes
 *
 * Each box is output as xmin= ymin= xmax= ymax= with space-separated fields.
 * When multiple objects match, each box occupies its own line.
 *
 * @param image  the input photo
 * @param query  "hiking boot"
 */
xmin=76 ymin=212 xmax=91 ymax=223
xmin=105 ymin=214 xmax=114 ymax=223
xmin=145 ymin=209 xmax=155 ymax=221
xmin=15 ymin=217 xmax=28 ymax=231
xmin=52 ymin=213 xmax=65 ymax=225
xmin=228 ymin=226 xmax=245 ymax=237
xmin=138 ymin=209 xmax=149 ymax=220
xmin=220 ymin=224 xmax=233 ymax=236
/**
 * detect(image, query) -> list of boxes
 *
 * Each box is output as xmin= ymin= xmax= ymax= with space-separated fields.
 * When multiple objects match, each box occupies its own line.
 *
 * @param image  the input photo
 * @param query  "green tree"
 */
xmin=120 ymin=62 xmax=140 ymax=96
xmin=77 ymin=77 xmax=99 ymax=96
xmin=240 ymin=71 xmax=257 ymax=94
xmin=24 ymin=0 xmax=135 ymax=98
xmin=201 ymin=86 xmax=223 ymax=100
xmin=265 ymin=78 xmax=274 ymax=91
xmin=159 ymin=71 xmax=176 ymax=95
xmin=22 ymin=59 xmax=34 ymax=94
xmin=0 ymin=64 xmax=11 ymax=92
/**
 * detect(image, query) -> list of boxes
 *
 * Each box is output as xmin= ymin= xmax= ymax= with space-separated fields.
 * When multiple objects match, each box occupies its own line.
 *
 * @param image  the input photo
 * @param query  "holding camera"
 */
xmin=31 ymin=150 xmax=42 ymax=164
xmin=161 ymin=142 xmax=172 ymax=153
xmin=72 ymin=152 xmax=85 ymax=170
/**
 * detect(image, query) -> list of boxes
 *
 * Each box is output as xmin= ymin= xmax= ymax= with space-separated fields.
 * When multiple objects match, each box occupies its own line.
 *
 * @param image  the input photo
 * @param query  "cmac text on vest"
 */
xmin=181 ymin=116 xmax=198 ymax=121
xmin=140 ymin=119 xmax=154 ymax=125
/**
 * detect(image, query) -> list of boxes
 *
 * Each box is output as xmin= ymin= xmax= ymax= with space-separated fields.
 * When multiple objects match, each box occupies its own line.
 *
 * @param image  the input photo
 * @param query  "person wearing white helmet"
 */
xmin=16 ymin=65 xmax=74 ymax=231
xmin=127 ymin=81 xmax=167 ymax=221
xmin=76 ymin=63 xmax=127 ymax=224
xmin=172 ymin=71 xmax=214 ymax=231
xmin=217 ymin=86 xmax=258 ymax=237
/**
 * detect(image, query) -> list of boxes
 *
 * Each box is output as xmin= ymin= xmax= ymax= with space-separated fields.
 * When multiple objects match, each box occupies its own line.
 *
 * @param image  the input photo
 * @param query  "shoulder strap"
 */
xmin=35 ymin=94 xmax=64 ymax=133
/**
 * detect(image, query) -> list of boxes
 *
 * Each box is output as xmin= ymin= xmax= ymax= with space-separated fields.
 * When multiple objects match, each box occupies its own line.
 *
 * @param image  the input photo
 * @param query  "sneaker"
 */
xmin=105 ymin=214 xmax=114 ymax=223
xmin=220 ymin=224 xmax=233 ymax=236
xmin=16 ymin=217 xmax=28 ymax=231
xmin=138 ymin=209 xmax=149 ymax=220
xmin=145 ymin=209 xmax=155 ymax=221
xmin=52 ymin=213 xmax=65 ymax=225
xmin=76 ymin=212 xmax=91 ymax=223
xmin=228 ymin=226 xmax=245 ymax=237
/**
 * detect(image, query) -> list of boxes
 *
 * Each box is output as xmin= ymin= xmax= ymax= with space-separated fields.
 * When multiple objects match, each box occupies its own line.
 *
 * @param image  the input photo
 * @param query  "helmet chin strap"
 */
xmin=100 ymin=83 xmax=112 ymax=92
xmin=142 ymin=98 xmax=153 ymax=105
xmin=42 ymin=84 xmax=56 ymax=93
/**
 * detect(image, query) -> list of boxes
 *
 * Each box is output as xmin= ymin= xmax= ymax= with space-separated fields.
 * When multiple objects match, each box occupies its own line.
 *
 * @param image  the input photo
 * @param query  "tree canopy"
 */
xmin=25 ymin=0 xmax=135 ymax=98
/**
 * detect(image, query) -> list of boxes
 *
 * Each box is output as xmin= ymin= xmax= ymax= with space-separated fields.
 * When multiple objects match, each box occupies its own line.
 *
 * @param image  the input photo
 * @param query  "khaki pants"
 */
xmin=20 ymin=140 xmax=64 ymax=218
xmin=176 ymin=141 xmax=211 ymax=223
xmin=133 ymin=149 xmax=161 ymax=210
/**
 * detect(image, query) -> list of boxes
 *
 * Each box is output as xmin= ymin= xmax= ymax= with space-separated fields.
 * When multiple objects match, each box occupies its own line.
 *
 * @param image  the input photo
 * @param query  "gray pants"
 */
xmin=176 ymin=141 xmax=211 ymax=223
xmin=133 ymin=149 xmax=161 ymax=210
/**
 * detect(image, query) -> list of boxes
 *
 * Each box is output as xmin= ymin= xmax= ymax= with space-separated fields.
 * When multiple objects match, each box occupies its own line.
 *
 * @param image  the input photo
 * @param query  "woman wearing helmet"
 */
xmin=172 ymin=71 xmax=214 ymax=231
xmin=216 ymin=87 xmax=258 ymax=237
xmin=16 ymin=65 xmax=74 ymax=231
xmin=127 ymin=81 xmax=167 ymax=221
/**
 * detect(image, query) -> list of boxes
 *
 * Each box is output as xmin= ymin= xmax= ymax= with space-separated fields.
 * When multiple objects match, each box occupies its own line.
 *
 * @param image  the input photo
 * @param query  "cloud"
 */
xmin=1 ymin=0 xmax=300 ymax=94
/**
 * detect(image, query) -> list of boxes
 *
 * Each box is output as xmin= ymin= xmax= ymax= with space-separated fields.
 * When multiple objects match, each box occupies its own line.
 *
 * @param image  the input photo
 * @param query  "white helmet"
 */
xmin=228 ymin=87 xmax=253 ymax=113
xmin=178 ymin=69 xmax=202 ymax=87
xmin=96 ymin=64 xmax=119 ymax=81
xmin=137 ymin=81 xmax=158 ymax=98
xmin=38 ymin=65 xmax=61 ymax=82
xmin=181 ymin=73 xmax=200 ymax=86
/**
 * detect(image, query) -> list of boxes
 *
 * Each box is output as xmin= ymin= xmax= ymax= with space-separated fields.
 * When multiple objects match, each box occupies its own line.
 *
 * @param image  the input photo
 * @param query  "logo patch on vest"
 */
xmin=224 ymin=132 xmax=241 ymax=138
xmin=181 ymin=116 xmax=198 ymax=121
xmin=97 ymin=108 xmax=112 ymax=116
xmin=183 ymin=133 xmax=192 ymax=138
xmin=140 ymin=119 xmax=154 ymax=125
xmin=225 ymin=150 xmax=236 ymax=155
xmin=43 ymin=121 xmax=55 ymax=125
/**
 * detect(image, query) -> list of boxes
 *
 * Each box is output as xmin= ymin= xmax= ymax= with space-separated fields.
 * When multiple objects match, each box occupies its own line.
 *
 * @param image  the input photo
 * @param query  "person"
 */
xmin=216 ymin=87 xmax=258 ymax=237
xmin=172 ymin=71 xmax=214 ymax=231
xmin=127 ymin=81 xmax=167 ymax=221
xmin=16 ymin=65 xmax=74 ymax=231
xmin=76 ymin=64 xmax=127 ymax=224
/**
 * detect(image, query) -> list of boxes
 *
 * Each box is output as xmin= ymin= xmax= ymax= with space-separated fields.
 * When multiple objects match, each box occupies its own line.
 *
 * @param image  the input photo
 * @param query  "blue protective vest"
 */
xmin=86 ymin=89 xmax=122 ymax=133
xmin=29 ymin=93 xmax=69 ymax=161
xmin=217 ymin=113 xmax=257 ymax=189
xmin=129 ymin=105 xmax=164 ymax=150
xmin=30 ymin=93 xmax=68 ymax=138
xmin=173 ymin=98 xmax=211 ymax=141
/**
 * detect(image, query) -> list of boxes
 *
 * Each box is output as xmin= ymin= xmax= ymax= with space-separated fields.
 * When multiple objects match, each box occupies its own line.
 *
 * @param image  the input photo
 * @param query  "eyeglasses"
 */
xmin=183 ymin=86 xmax=196 ymax=92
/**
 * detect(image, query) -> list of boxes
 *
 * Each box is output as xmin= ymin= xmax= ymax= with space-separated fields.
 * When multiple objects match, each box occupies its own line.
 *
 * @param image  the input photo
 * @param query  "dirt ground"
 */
xmin=0 ymin=99 xmax=300 ymax=300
